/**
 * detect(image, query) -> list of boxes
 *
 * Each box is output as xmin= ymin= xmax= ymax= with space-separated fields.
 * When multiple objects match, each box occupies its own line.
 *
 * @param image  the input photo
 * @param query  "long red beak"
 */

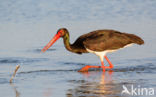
xmin=41 ymin=33 xmax=61 ymax=52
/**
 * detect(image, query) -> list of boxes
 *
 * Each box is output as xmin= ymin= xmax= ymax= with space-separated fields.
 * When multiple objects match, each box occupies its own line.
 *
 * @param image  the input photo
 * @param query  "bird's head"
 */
xmin=41 ymin=28 xmax=68 ymax=52
xmin=57 ymin=28 xmax=68 ymax=37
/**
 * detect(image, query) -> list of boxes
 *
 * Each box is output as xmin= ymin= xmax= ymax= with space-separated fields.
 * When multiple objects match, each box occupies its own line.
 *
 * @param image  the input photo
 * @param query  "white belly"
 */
xmin=86 ymin=48 xmax=116 ymax=61
xmin=86 ymin=43 xmax=133 ymax=61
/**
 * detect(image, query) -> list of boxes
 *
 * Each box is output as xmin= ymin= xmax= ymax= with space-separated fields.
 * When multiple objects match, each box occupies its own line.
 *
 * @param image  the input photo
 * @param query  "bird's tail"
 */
xmin=126 ymin=33 xmax=144 ymax=45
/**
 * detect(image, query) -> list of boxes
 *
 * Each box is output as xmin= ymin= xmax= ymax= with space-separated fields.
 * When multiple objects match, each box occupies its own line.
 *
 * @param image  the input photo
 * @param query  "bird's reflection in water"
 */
xmin=43 ymin=88 xmax=53 ymax=97
xmin=10 ymin=83 xmax=20 ymax=97
xmin=10 ymin=83 xmax=53 ymax=97
xmin=67 ymin=70 xmax=122 ymax=97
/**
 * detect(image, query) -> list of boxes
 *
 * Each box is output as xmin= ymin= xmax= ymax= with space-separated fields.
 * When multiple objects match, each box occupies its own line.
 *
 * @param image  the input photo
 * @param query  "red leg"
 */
xmin=101 ymin=61 xmax=106 ymax=72
xmin=78 ymin=56 xmax=113 ymax=72
xmin=78 ymin=61 xmax=106 ymax=72
xmin=78 ymin=65 xmax=101 ymax=72
xmin=104 ymin=56 xmax=114 ymax=69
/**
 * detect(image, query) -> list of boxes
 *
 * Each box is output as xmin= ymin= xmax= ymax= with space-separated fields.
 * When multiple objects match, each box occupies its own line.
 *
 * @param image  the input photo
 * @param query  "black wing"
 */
xmin=83 ymin=30 xmax=135 ymax=51
xmin=72 ymin=29 xmax=144 ymax=52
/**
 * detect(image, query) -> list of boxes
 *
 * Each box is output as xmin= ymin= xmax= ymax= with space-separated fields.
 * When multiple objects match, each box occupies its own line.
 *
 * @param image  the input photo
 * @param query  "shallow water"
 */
xmin=0 ymin=0 xmax=156 ymax=97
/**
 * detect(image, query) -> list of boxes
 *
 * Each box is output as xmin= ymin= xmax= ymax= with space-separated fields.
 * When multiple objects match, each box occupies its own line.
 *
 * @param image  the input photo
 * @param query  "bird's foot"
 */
xmin=78 ymin=65 xmax=113 ymax=72
xmin=78 ymin=65 xmax=101 ymax=72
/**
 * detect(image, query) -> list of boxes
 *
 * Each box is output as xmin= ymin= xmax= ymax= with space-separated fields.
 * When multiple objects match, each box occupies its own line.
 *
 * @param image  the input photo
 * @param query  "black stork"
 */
xmin=41 ymin=28 xmax=144 ymax=72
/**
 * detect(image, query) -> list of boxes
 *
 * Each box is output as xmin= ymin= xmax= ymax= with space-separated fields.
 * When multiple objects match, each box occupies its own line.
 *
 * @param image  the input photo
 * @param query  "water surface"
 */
xmin=0 ymin=0 xmax=156 ymax=97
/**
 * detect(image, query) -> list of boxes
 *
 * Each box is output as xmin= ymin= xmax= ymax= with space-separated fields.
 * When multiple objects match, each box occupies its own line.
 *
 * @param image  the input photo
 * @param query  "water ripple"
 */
xmin=0 ymin=57 xmax=48 ymax=64
xmin=26 ymin=48 xmax=56 ymax=53
xmin=18 ymin=63 xmax=156 ymax=74
xmin=0 ymin=78 xmax=9 ymax=84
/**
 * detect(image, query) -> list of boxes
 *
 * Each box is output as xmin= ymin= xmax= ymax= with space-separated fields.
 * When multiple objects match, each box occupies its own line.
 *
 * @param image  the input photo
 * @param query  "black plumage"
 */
xmin=42 ymin=28 xmax=144 ymax=72
xmin=71 ymin=29 xmax=144 ymax=53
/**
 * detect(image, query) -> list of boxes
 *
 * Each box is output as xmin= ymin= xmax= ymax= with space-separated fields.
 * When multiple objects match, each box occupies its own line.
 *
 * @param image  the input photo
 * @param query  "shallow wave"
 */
xmin=18 ymin=63 xmax=156 ymax=74
xmin=114 ymin=63 xmax=156 ymax=73
xmin=63 ymin=62 xmax=88 ymax=66
xmin=0 ymin=57 xmax=48 ymax=64
xmin=26 ymin=48 xmax=56 ymax=53
xmin=0 ymin=78 xmax=9 ymax=84
xmin=19 ymin=69 xmax=78 ymax=74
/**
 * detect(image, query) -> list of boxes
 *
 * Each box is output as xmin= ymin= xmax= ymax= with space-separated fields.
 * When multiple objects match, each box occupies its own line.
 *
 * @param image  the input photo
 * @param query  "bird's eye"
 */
xmin=58 ymin=30 xmax=64 ymax=36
